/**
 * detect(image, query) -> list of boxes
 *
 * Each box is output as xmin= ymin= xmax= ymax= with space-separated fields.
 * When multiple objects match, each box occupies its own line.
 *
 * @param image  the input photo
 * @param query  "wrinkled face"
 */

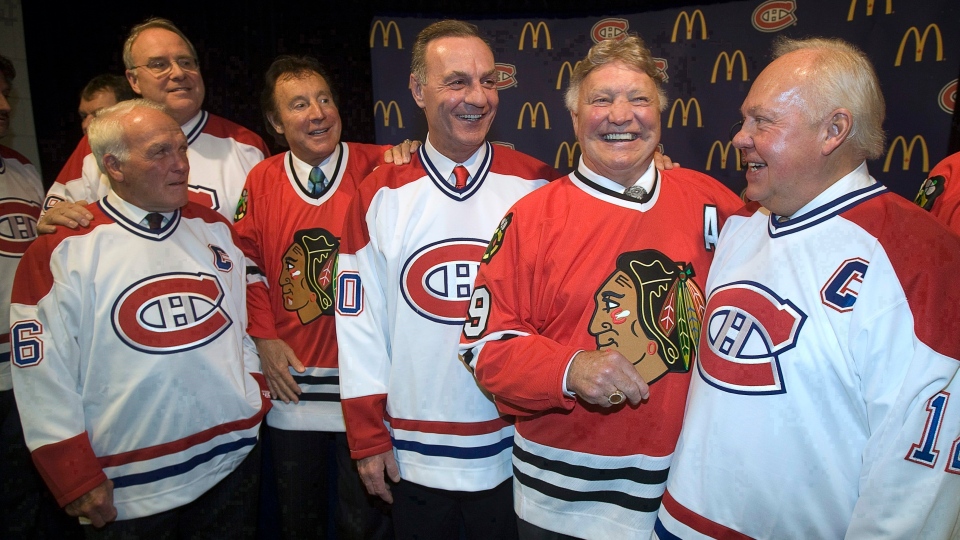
xmin=589 ymin=270 xmax=650 ymax=362
xmin=411 ymin=36 xmax=498 ymax=163
xmin=0 ymin=74 xmax=11 ymax=139
xmin=126 ymin=28 xmax=205 ymax=125
xmin=112 ymin=108 xmax=190 ymax=212
xmin=270 ymin=72 xmax=342 ymax=167
xmin=571 ymin=61 xmax=661 ymax=188
xmin=79 ymin=89 xmax=120 ymax=135
xmin=279 ymin=243 xmax=312 ymax=311
xmin=732 ymin=52 xmax=824 ymax=216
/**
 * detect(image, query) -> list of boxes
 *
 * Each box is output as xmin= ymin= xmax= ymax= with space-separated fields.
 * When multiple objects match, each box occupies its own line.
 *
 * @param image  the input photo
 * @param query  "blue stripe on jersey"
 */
xmin=110 ymin=436 xmax=257 ymax=489
xmin=392 ymin=434 xmax=513 ymax=459
xmin=653 ymin=518 xmax=681 ymax=540
xmin=0 ymin=351 xmax=8 ymax=363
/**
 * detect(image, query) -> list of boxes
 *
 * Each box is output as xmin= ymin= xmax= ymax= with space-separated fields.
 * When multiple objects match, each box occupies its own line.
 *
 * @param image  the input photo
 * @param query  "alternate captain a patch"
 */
xmin=481 ymin=212 xmax=513 ymax=264
xmin=234 ymin=188 xmax=249 ymax=222
xmin=589 ymin=249 xmax=705 ymax=385
xmin=915 ymin=174 xmax=945 ymax=211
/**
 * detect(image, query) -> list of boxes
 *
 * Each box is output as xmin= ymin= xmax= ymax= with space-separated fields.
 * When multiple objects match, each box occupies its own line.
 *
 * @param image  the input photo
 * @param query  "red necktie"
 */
xmin=453 ymin=165 xmax=469 ymax=190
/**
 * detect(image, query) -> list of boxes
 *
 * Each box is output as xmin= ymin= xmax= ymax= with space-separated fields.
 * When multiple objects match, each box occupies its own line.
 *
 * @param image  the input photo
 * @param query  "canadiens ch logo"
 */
xmin=699 ymin=281 xmax=806 ymax=395
xmin=0 ymin=198 xmax=41 ymax=257
xmin=112 ymin=272 xmax=233 ymax=353
xmin=495 ymin=64 xmax=517 ymax=90
xmin=401 ymin=239 xmax=487 ymax=325
xmin=751 ymin=0 xmax=797 ymax=33
xmin=591 ymin=18 xmax=629 ymax=43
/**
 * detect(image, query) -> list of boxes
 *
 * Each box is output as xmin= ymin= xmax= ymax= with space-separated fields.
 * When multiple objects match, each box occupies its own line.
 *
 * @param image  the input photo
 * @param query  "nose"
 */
xmin=82 ymin=116 xmax=93 ymax=134
xmin=309 ymin=100 xmax=327 ymax=121
xmin=463 ymin=81 xmax=490 ymax=108
xmin=731 ymin=120 xmax=751 ymax=149
xmin=167 ymin=61 xmax=187 ymax=80
xmin=0 ymin=92 xmax=10 ymax=114
xmin=607 ymin=98 xmax=632 ymax=125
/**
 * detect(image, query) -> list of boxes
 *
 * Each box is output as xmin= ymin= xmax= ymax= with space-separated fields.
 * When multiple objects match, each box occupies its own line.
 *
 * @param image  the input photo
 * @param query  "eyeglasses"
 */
xmin=130 ymin=57 xmax=199 ymax=77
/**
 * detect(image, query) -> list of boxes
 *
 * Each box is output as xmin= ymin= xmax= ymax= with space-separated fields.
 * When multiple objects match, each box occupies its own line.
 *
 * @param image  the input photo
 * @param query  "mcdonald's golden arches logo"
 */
xmin=706 ymin=140 xmax=742 ymax=171
xmin=556 ymin=61 xmax=582 ymax=90
xmin=751 ymin=1 xmax=796 ymax=33
xmin=555 ymin=141 xmax=581 ymax=169
xmin=374 ymin=100 xmax=403 ymax=128
xmin=496 ymin=64 xmax=518 ymax=90
xmin=518 ymin=102 xmax=550 ymax=130
xmin=591 ymin=18 xmax=629 ymax=43
xmin=667 ymin=98 xmax=702 ymax=128
xmin=711 ymin=50 xmax=748 ymax=83
xmin=370 ymin=20 xmax=402 ymax=49
xmin=671 ymin=10 xmax=707 ymax=42
xmin=847 ymin=0 xmax=892 ymax=21
xmin=883 ymin=135 xmax=928 ymax=173
xmin=519 ymin=21 xmax=552 ymax=50
xmin=895 ymin=25 xmax=943 ymax=66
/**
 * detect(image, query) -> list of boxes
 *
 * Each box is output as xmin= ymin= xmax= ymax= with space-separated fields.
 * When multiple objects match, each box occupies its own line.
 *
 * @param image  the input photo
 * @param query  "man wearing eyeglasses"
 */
xmin=39 ymin=17 xmax=270 ymax=231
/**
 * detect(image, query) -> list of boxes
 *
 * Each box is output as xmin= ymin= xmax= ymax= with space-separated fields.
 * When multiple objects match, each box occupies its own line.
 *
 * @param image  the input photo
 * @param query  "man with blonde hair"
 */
xmin=656 ymin=37 xmax=960 ymax=539
xmin=459 ymin=35 xmax=741 ymax=539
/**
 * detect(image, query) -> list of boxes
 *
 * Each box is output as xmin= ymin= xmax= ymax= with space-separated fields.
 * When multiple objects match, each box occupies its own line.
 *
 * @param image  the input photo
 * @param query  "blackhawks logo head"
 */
xmin=234 ymin=189 xmax=249 ymax=221
xmin=279 ymin=228 xmax=339 ymax=324
xmin=589 ymin=249 xmax=705 ymax=385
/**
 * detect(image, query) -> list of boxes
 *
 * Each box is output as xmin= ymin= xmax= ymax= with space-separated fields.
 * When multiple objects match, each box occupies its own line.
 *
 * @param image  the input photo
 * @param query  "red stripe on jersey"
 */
xmin=662 ymin=489 xmax=753 ymax=539
xmin=842 ymin=193 xmax=960 ymax=361
xmin=97 ymin=406 xmax=267 ymax=469
xmin=31 ymin=431 xmax=108 ymax=506
xmin=385 ymin=412 xmax=512 ymax=436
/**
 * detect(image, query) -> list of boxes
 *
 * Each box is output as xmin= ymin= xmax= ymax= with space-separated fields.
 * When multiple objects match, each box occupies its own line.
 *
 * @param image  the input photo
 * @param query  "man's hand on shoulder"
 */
xmin=654 ymin=151 xmax=677 ymax=170
xmin=382 ymin=140 xmax=422 ymax=165
xmin=38 ymin=200 xmax=93 ymax=234
xmin=65 ymin=479 xmax=116 ymax=528
xmin=358 ymin=449 xmax=401 ymax=504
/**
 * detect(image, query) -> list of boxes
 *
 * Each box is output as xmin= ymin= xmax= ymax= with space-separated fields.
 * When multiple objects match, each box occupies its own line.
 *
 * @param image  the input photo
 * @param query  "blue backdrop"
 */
xmin=370 ymin=0 xmax=958 ymax=199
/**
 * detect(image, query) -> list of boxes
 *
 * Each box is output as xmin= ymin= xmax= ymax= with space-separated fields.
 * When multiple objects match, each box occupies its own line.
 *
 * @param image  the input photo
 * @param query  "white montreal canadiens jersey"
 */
xmin=44 ymin=111 xmax=268 ymax=221
xmin=0 ymin=145 xmax=44 ymax=391
xmin=336 ymin=142 xmax=554 ymax=491
xmin=656 ymin=167 xmax=960 ymax=539
xmin=10 ymin=196 xmax=270 ymax=520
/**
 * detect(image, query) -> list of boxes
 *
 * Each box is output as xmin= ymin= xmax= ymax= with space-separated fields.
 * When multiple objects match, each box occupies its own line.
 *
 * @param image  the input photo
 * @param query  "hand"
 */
xmin=566 ymin=350 xmax=650 ymax=407
xmin=357 ymin=449 xmax=401 ymax=503
xmin=65 ymin=479 xmax=116 ymax=528
xmin=653 ymin=151 xmax=677 ymax=170
xmin=252 ymin=338 xmax=305 ymax=403
xmin=37 ymin=200 xmax=93 ymax=234
xmin=382 ymin=139 xmax=421 ymax=164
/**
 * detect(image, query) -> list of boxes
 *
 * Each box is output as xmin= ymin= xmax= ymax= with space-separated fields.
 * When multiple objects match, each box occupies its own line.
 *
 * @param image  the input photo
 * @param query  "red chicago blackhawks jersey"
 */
xmin=460 ymin=162 xmax=742 ymax=538
xmin=234 ymin=142 xmax=388 ymax=431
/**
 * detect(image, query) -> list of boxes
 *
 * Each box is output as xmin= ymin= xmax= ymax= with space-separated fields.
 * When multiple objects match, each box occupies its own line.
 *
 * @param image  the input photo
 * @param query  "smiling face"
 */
xmin=126 ymin=27 xmax=205 ymax=125
xmin=110 ymin=107 xmax=190 ymax=212
xmin=732 ymin=51 xmax=828 ymax=216
xmin=571 ymin=61 xmax=661 ymax=188
xmin=269 ymin=71 xmax=342 ymax=167
xmin=410 ymin=36 xmax=498 ymax=163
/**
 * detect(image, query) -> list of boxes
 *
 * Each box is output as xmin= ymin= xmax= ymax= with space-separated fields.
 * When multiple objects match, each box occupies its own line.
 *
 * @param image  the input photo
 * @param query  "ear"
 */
xmin=409 ymin=74 xmax=425 ymax=109
xmin=822 ymin=109 xmax=852 ymax=156
xmin=267 ymin=113 xmax=284 ymax=135
xmin=125 ymin=69 xmax=141 ymax=96
xmin=102 ymin=154 xmax=124 ymax=183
